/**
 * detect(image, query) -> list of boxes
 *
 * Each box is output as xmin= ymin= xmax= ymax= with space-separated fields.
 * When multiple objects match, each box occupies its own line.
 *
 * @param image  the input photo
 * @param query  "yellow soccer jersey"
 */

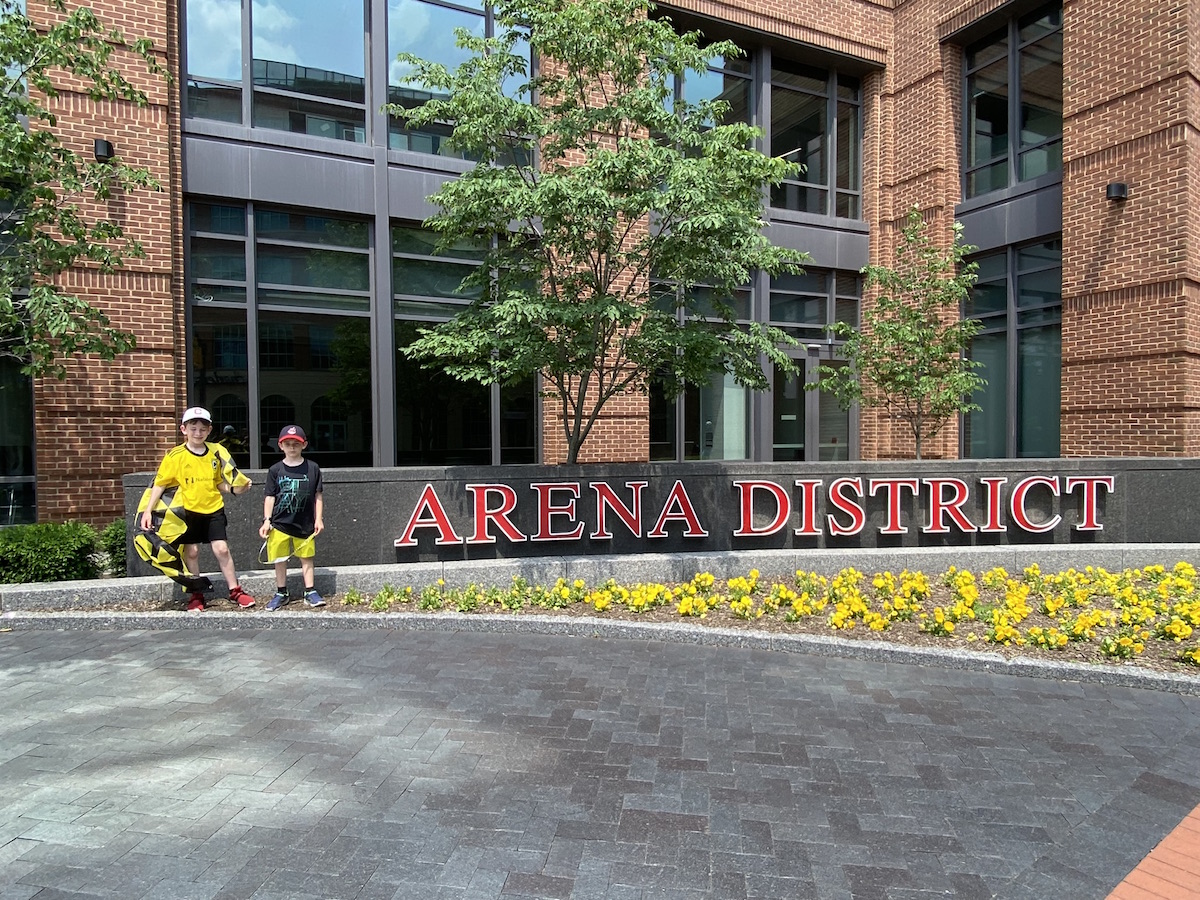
xmin=153 ymin=442 xmax=227 ymax=514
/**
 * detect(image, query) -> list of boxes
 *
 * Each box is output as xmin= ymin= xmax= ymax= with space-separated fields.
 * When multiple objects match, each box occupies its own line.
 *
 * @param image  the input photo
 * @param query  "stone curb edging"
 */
xmin=4 ymin=609 xmax=1199 ymax=697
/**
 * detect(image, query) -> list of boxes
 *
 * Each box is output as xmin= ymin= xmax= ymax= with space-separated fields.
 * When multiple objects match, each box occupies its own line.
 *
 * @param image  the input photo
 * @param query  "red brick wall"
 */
xmin=1059 ymin=0 xmax=1200 ymax=456
xmin=27 ymin=0 xmax=181 ymax=524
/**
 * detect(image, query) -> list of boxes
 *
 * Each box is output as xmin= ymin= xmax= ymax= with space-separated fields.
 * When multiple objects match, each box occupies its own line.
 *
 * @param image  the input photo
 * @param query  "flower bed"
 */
xmin=334 ymin=562 xmax=1200 ymax=675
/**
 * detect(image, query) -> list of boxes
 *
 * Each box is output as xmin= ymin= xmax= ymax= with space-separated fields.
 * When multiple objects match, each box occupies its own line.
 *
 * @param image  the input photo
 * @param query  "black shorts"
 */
xmin=176 ymin=509 xmax=229 ymax=546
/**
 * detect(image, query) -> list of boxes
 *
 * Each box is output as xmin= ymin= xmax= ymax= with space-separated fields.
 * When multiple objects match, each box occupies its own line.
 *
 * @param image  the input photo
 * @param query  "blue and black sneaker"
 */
xmin=265 ymin=589 xmax=289 ymax=611
xmin=304 ymin=588 xmax=325 ymax=608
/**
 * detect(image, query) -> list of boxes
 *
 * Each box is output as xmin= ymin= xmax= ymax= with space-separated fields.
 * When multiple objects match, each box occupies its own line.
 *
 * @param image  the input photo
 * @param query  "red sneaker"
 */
xmin=187 ymin=593 xmax=206 ymax=612
xmin=229 ymin=586 xmax=255 ymax=609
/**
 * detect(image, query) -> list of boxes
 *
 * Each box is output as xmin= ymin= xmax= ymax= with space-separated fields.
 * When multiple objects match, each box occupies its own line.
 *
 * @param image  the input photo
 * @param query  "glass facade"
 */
xmin=182 ymin=3 xmax=867 ymax=469
xmin=188 ymin=202 xmax=374 ymax=468
xmin=391 ymin=225 xmax=537 ymax=464
xmin=963 ymin=240 xmax=1062 ymax=458
xmin=964 ymin=2 xmax=1062 ymax=199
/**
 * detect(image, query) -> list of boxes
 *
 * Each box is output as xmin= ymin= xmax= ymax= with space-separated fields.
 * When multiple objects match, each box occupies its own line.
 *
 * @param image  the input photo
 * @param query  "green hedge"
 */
xmin=0 ymin=521 xmax=101 ymax=583
xmin=100 ymin=518 xmax=127 ymax=577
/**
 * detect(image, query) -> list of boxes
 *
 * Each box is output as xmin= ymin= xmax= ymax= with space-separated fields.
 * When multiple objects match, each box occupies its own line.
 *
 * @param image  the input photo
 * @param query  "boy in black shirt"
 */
xmin=259 ymin=425 xmax=325 ymax=609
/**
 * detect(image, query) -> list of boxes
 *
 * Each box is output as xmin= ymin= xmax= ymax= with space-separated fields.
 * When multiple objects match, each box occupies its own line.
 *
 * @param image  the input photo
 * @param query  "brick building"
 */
xmin=1 ymin=0 xmax=1195 ymax=525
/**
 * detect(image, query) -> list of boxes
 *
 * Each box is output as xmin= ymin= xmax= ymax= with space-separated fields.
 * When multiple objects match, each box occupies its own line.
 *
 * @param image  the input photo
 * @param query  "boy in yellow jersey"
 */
xmin=139 ymin=407 xmax=255 ymax=611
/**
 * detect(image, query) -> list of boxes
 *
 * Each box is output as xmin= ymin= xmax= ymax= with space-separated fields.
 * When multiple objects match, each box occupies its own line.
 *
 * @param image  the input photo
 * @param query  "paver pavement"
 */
xmin=1 ymin=628 xmax=1199 ymax=899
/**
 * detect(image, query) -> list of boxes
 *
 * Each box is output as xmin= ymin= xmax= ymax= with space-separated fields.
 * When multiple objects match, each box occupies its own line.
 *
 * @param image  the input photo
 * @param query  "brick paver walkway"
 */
xmin=1 ymin=628 xmax=1199 ymax=899
xmin=1107 ymin=804 xmax=1200 ymax=899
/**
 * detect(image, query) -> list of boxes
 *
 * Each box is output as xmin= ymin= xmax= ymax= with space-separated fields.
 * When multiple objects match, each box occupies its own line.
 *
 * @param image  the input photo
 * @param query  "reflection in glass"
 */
xmin=187 ymin=81 xmax=242 ymax=123
xmin=393 ymin=257 xmax=482 ymax=300
xmin=682 ymin=68 xmax=751 ymax=127
xmin=191 ymin=237 xmax=246 ymax=281
xmin=252 ymin=0 xmax=364 ymax=97
xmin=684 ymin=371 xmax=749 ymax=460
xmin=191 ymin=306 xmax=250 ymax=466
xmin=818 ymin=363 xmax=850 ymax=461
xmin=771 ymin=84 xmax=827 ymax=212
xmin=258 ymin=311 xmax=373 ymax=466
xmin=500 ymin=379 xmax=537 ymax=463
xmin=0 ymin=358 xmax=34 ymax=478
xmin=964 ymin=330 xmax=1007 ymax=458
xmin=648 ymin=380 xmax=677 ymax=461
xmin=257 ymin=245 xmax=370 ymax=292
xmin=772 ymin=363 xmax=805 ymax=461
xmin=186 ymin=0 xmax=241 ymax=82
xmin=388 ymin=0 xmax=485 ymax=156
xmin=395 ymin=319 xmax=490 ymax=464
xmin=252 ymin=91 xmax=366 ymax=141
xmin=1017 ymin=324 xmax=1060 ymax=457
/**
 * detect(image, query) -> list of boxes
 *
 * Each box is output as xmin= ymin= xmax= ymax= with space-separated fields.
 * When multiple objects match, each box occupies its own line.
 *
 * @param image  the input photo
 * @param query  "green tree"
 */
xmin=815 ymin=207 xmax=984 ymax=460
xmin=0 ymin=0 xmax=166 ymax=378
xmin=388 ymin=0 xmax=806 ymax=464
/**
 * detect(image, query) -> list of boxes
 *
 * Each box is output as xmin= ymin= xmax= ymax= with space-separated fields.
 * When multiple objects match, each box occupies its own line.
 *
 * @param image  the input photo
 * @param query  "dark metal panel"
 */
xmin=765 ymin=220 xmax=870 ymax=271
xmin=388 ymin=165 xmax=457 ymax=222
xmin=958 ymin=180 xmax=1063 ymax=251
xmin=183 ymin=136 xmax=376 ymax=214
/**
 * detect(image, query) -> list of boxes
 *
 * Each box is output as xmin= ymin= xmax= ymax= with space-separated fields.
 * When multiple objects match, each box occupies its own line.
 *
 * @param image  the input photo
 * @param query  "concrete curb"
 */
xmin=6 ymin=543 xmax=1200 ymax=610
xmin=4 ymin=608 xmax=1199 ymax=697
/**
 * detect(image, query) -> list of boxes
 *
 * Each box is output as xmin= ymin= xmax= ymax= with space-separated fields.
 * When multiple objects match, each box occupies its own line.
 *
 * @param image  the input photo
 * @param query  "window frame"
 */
xmin=962 ymin=1 xmax=1063 ymax=201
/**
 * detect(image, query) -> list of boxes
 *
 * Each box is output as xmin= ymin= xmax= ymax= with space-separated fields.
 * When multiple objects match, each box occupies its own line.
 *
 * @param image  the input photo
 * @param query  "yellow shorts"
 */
xmin=265 ymin=529 xmax=316 ymax=563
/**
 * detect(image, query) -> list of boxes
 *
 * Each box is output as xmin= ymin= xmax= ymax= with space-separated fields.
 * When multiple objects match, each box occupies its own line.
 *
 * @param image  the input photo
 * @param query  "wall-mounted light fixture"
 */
xmin=93 ymin=139 xmax=115 ymax=163
xmin=1105 ymin=181 xmax=1129 ymax=202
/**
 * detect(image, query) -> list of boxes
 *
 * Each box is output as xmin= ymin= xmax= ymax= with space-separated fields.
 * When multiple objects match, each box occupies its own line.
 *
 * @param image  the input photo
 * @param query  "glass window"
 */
xmin=964 ymin=3 xmax=1062 ymax=199
xmin=769 ymin=60 xmax=860 ymax=219
xmin=964 ymin=240 xmax=1061 ymax=458
xmin=259 ymin=311 xmax=373 ymax=466
xmin=679 ymin=53 xmax=752 ymax=129
xmin=684 ymin=371 xmax=750 ymax=461
xmin=247 ymin=0 xmax=366 ymax=138
xmin=387 ymin=0 xmax=527 ymax=157
xmin=771 ymin=362 xmax=806 ymax=462
xmin=395 ymin=319 xmax=491 ymax=465
xmin=191 ymin=306 xmax=250 ymax=466
xmin=391 ymin=224 xmax=538 ymax=464
xmin=186 ymin=0 xmax=243 ymax=122
xmin=0 ymin=358 xmax=35 ymax=525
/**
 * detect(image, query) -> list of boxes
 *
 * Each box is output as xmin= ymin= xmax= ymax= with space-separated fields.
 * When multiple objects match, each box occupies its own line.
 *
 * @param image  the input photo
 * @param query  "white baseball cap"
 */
xmin=181 ymin=406 xmax=212 ymax=425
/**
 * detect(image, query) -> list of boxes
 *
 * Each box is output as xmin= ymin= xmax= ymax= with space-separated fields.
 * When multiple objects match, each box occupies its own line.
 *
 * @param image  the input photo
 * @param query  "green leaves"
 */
xmin=390 ymin=0 xmax=807 ymax=462
xmin=816 ymin=206 xmax=984 ymax=459
xmin=0 ymin=0 xmax=165 ymax=378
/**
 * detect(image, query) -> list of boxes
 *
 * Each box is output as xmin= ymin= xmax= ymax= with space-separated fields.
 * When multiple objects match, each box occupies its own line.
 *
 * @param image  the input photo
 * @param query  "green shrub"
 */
xmin=0 ymin=522 xmax=101 ymax=583
xmin=100 ymin=519 xmax=128 ymax=577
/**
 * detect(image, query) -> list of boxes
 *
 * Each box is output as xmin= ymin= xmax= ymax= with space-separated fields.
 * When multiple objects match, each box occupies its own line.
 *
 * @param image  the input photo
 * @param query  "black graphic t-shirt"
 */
xmin=264 ymin=459 xmax=324 ymax=538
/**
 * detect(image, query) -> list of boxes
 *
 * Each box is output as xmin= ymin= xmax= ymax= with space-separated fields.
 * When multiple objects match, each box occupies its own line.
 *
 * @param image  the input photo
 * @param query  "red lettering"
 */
xmin=647 ymin=480 xmax=709 ymax=538
xmin=922 ymin=478 xmax=977 ymax=533
xmin=1010 ymin=476 xmax=1061 ymax=533
xmin=1064 ymin=476 xmax=1114 ymax=531
xmin=591 ymin=481 xmax=646 ymax=540
xmin=394 ymin=484 xmax=463 ymax=547
xmin=794 ymin=479 xmax=823 ymax=536
xmin=732 ymin=481 xmax=790 ymax=537
xmin=868 ymin=478 xmax=919 ymax=534
xmin=466 ymin=484 xmax=527 ymax=544
xmin=978 ymin=477 xmax=1008 ymax=532
xmin=826 ymin=477 xmax=866 ymax=537
xmin=531 ymin=483 xmax=584 ymax=541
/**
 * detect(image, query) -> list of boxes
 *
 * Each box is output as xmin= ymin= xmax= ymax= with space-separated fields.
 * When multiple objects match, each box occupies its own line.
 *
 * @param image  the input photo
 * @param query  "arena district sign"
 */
xmin=393 ymin=475 xmax=1115 ymax=547
xmin=124 ymin=459 xmax=1200 ymax=569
